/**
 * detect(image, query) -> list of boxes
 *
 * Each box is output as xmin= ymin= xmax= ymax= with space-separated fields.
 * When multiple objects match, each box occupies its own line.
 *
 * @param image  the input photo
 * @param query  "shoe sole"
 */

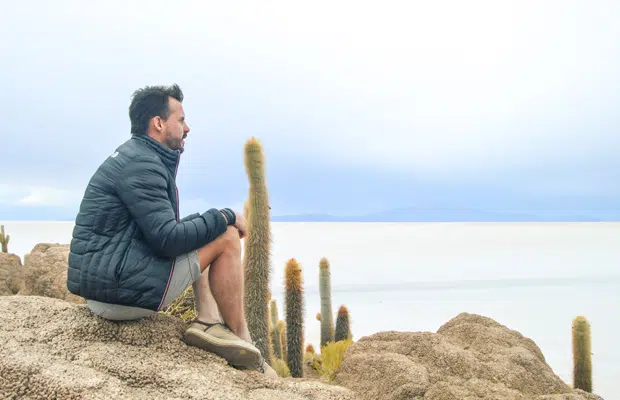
xmin=184 ymin=328 xmax=262 ymax=369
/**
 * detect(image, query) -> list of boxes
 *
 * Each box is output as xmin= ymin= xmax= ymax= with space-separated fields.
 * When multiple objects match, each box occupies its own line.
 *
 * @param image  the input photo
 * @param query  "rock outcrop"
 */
xmin=0 ymin=252 xmax=23 ymax=295
xmin=0 ymin=295 xmax=357 ymax=400
xmin=19 ymin=243 xmax=84 ymax=303
xmin=335 ymin=312 xmax=604 ymax=400
xmin=0 ymin=244 xmax=608 ymax=400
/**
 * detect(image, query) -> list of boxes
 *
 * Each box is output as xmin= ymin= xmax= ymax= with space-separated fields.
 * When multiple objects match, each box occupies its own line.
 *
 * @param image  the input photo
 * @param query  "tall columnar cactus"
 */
xmin=285 ymin=258 xmax=304 ymax=377
xmin=335 ymin=305 xmax=351 ymax=342
xmin=242 ymin=137 xmax=273 ymax=363
xmin=277 ymin=320 xmax=287 ymax=362
xmin=0 ymin=225 xmax=10 ymax=253
xmin=244 ymin=199 xmax=250 ymax=219
xmin=270 ymin=299 xmax=283 ymax=360
xmin=319 ymin=257 xmax=334 ymax=347
xmin=572 ymin=316 xmax=593 ymax=392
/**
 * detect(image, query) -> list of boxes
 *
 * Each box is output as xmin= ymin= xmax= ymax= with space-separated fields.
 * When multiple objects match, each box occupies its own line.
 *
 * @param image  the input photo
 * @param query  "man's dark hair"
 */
xmin=129 ymin=84 xmax=184 ymax=135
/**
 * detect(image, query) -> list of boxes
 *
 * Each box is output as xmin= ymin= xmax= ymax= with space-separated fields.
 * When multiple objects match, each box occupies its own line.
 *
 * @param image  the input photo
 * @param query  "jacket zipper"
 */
xmin=173 ymin=151 xmax=181 ymax=222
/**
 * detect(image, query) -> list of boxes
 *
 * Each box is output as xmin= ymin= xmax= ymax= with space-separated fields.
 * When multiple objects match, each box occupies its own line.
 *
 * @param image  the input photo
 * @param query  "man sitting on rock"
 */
xmin=67 ymin=84 xmax=276 ymax=377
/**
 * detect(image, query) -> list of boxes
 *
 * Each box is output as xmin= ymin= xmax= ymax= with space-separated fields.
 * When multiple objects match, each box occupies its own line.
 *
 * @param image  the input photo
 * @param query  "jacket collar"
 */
xmin=131 ymin=134 xmax=181 ymax=173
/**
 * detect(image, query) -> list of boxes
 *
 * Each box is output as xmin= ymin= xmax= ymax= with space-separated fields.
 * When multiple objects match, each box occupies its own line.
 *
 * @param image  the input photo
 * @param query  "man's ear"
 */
xmin=152 ymin=116 xmax=164 ymax=132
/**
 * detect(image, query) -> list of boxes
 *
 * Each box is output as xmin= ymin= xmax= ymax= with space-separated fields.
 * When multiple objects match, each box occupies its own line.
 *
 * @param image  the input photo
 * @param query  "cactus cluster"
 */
xmin=316 ymin=258 xmax=352 ymax=346
xmin=0 ymin=225 xmax=10 ymax=253
xmin=241 ymin=136 xmax=598 ymax=390
xmin=239 ymin=137 xmax=353 ymax=379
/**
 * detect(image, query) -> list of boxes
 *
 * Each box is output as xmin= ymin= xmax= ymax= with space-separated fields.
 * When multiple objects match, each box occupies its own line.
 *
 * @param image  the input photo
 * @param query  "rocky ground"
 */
xmin=0 ymin=244 xmax=609 ymax=399
xmin=334 ymin=312 xmax=604 ymax=400
xmin=0 ymin=295 xmax=356 ymax=400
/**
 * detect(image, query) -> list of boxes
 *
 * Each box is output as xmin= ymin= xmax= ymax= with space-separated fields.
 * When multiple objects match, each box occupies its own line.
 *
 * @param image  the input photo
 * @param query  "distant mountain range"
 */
xmin=272 ymin=274 xmax=620 ymax=294
xmin=2 ymin=205 xmax=617 ymax=223
xmin=271 ymin=206 xmax=619 ymax=222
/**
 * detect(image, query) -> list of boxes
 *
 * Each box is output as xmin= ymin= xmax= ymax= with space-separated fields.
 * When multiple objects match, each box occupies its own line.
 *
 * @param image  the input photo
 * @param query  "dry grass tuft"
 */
xmin=159 ymin=286 xmax=196 ymax=322
xmin=315 ymin=339 xmax=353 ymax=381
xmin=271 ymin=358 xmax=291 ymax=377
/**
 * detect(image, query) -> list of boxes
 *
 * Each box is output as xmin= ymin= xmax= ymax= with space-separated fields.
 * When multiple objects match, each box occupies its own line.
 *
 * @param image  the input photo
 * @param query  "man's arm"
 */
xmin=116 ymin=156 xmax=229 ymax=258
xmin=180 ymin=213 xmax=200 ymax=222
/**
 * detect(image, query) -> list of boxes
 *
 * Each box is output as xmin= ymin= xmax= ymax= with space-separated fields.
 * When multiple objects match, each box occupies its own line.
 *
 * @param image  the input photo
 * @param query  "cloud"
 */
xmin=0 ymin=184 xmax=81 ymax=208
xmin=1 ymin=0 xmax=619 ymax=219
xmin=3 ymin=1 xmax=619 ymax=180
xmin=145 ymin=0 xmax=618 ymax=177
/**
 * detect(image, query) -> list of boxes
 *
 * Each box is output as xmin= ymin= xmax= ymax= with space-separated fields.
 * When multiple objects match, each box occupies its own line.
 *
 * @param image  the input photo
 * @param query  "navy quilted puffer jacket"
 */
xmin=67 ymin=134 xmax=228 ymax=311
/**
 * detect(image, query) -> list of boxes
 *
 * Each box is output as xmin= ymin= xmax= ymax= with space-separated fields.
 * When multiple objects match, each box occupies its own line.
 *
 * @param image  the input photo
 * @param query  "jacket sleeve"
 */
xmin=116 ymin=156 xmax=228 ymax=258
xmin=180 ymin=213 xmax=201 ymax=222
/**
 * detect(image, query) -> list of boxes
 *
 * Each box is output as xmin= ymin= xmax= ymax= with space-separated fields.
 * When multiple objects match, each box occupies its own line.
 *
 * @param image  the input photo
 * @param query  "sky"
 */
xmin=1 ymin=1 xmax=619 ymax=221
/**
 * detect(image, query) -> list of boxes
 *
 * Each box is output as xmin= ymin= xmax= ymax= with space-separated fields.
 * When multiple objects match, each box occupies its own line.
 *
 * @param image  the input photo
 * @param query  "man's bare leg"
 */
xmin=192 ymin=267 xmax=222 ymax=325
xmin=195 ymin=226 xmax=252 ymax=343
xmin=186 ymin=225 xmax=278 ymax=377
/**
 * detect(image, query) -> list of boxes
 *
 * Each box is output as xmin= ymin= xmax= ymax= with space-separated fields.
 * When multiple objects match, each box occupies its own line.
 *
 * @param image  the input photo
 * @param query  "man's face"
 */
xmin=161 ymin=98 xmax=190 ymax=151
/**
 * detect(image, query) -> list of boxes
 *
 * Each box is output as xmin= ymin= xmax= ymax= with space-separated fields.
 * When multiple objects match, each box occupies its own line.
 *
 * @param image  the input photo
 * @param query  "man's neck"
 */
xmin=147 ymin=132 xmax=165 ymax=145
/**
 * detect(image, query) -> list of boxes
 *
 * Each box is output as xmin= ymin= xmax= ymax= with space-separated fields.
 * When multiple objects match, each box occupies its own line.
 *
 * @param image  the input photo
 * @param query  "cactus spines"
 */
xmin=0 ymin=225 xmax=9 ymax=253
xmin=572 ymin=316 xmax=592 ymax=392
xmin=270 ymin=300 xmax=283 ymax=359
xmin=335 ymin=305 xmax=351 ymax=342
xmin=305 ymin=344 xmax=316 ymax=354
xmin=285 ymin=258 xmax=304 ymax=377
xmin=319 ymin=257 xmax=334 ymax=347
xmin=242 ymin=137 xmax=273 ymax=362
xmin=244 ymin=199 xmax=250 ymax=219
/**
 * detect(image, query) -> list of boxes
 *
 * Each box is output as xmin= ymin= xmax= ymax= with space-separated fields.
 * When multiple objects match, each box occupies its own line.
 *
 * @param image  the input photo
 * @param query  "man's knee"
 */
xmin=221 ymin=225 xmax=241 ymax=253
xmin=197 ymin=226 xmax=241 ymax=270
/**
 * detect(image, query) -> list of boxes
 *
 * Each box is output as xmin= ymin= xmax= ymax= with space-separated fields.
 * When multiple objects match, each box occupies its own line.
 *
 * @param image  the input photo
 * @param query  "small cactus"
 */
xmin=270 ymin=299 xmax=279 ymax=330
xmin=305 ymin=344 xmax=316 ymax=354
xmin=0 ymin=225 xmax=10 ymax=253
xmin=335 ymin=305 xmax=351 ymax=342
xmin=319 ymin=257 xmax=334 ymax=347
xmin=285 ymin=258 xmax=304 ymax=377
xmin=572 ymin=316 xmax=592 ymax=392
xmin=270 ymin=300 xmax=283 ymax=360
xmin=277 ymin=320 xmax=287 ymax=361
xmin=242 ymin=137 xmax=273 ymax=363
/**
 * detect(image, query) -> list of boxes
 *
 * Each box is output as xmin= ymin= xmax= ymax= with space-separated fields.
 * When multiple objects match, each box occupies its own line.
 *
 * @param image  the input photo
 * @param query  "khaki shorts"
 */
xmin=87 ymin=250 xmax=201 ymax=321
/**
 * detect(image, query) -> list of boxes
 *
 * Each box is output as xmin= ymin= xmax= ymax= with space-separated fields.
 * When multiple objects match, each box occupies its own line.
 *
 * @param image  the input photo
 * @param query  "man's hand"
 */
xmin=234 ymin=212 xmax=248 ymax=239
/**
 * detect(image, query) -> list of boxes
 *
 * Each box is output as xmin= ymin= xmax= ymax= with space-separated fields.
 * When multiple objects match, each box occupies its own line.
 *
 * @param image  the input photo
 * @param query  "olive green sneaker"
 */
xmin=184 ymin=321 xmax=262 ymax=369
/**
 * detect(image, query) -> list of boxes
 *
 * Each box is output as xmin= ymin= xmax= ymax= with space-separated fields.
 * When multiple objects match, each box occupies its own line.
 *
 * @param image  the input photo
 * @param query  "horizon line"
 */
xmin=1 ymin=219 xmax=618 ymax=224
